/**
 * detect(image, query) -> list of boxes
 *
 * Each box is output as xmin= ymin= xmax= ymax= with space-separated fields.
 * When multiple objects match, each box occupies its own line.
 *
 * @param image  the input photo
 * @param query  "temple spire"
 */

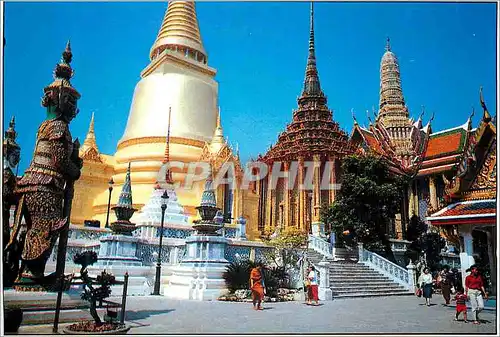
xmin=385 ymin=37 xmax=391 ymax=52
xmin=83 ymin=112 xmax=98 ymax=152
xmin=301 ymin=2 xmax=323 ymax=97
xmin=163 ymin=107 xmax=173 ymax=184
xmin=150 ymin=1 xmax=207 ymax=63
xmin=378 ymin=38 xmax=408 ymax=122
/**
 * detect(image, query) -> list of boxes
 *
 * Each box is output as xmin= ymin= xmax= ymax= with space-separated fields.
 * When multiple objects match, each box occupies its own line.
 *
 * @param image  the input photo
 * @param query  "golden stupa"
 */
xmin=72 ymin=1 xmax=261 ymax=238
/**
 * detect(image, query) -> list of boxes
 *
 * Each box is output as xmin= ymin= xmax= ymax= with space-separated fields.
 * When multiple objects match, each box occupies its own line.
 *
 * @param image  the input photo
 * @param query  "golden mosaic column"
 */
xmin=283 ymin=161 xmax=291 ymax=228
xmin=328 ymin=156 xmax=337 ymax=204
xmin=429 ymin=176 xmax=438 ymax=211
xmin=312 ymin=154 xmax=321 ymax=222
xmin=298 ymin=157 xmax=305 ymax=230
xmin=264 ymin=165 xmax=273 ymax=232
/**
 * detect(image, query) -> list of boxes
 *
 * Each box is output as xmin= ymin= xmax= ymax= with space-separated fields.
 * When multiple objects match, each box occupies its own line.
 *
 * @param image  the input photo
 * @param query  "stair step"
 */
xmin=330 ymin=276 xmax=390 ymax=281
xmin=331 ymin=285 xmax=405 ymax=291
xmin=330 ymin=279 xmax=394 ymax=286
xmin=332 ymin=288 xmax=409 ymax=295
xmin=333 ymin=292 xmax=413 ymax=299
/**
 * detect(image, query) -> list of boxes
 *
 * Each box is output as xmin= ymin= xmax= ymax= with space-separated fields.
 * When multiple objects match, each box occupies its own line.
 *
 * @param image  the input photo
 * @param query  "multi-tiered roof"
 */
xmin=261 ymin=3 xmax=353 ymax=163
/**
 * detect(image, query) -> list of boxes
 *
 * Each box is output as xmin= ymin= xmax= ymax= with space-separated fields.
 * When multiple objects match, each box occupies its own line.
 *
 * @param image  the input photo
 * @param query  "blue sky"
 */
xmin=4 ymin=2 xmax=497 ymax=173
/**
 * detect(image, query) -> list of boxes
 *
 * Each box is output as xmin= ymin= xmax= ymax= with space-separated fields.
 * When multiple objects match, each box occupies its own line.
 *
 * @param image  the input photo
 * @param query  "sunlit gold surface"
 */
xmin=70 ymin=1 xmax=259 ymax=235
xmin=150 ymin=1 xmax=206 ymax=61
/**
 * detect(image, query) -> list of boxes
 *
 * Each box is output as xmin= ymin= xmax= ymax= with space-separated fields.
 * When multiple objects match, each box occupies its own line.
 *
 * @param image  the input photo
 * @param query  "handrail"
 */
xmin=308 ymin=235 xmax=332 ymax=259
xmin=359 ymin=245 xmax=412 ymax=290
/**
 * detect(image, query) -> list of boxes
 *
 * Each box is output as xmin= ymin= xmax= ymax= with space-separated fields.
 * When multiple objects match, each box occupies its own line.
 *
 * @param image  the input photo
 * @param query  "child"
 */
xmin=453 ymin=287 xmax=468 ymax=322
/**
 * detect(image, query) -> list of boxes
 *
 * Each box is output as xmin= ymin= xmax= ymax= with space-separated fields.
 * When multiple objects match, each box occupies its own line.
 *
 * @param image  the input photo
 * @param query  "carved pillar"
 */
xmin=429 ymin=176 xmax=438 ymax=211
xmin=329 ymin=156 xmax=337 ymax=205
xmin=283 ymin=161 xmax=290 ymax=228
xmin=459 ymin=226 xmax=476 ymax=287
xmin=298 ymin=157 xmax=305 ymax=230
xmin=265 ymin=165 xmax=273 ymax=232
xmin=408 ymin=184 xmax=415 ymax=218
xmin=312 ymin=154 xmax=321 ymax=222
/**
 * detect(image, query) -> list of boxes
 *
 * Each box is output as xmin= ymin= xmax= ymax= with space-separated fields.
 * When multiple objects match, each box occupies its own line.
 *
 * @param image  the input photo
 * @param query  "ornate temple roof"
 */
xmin=261 ymin=3 xmax=354 ymax=163
xmin=427 ymin=199 xmax=496 ymax=225
xmin=150 ymin=1 xmax=207 ymax=63
xmin=80 ymin=112 xmax=103 ymax=163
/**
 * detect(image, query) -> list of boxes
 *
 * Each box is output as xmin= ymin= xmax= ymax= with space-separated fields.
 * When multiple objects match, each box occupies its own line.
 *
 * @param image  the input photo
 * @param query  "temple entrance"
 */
xmin=472 ymin=227 xmax=496 ymax=295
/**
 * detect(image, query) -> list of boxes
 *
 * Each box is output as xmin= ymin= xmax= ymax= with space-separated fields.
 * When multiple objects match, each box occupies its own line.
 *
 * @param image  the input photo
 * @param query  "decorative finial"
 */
xmin=429 ymin=111 xmax=435 ymax=123
xmin=419 ymin=105 xmax=425 ymax=120
xmin=479 ymin=86 xmax=491 ymax=122
xmin=470 ymin=106 xmax=475 ymax=120
xmin=366 ymin=110 xmax=373 ymax=125
xmin=352 ymin=109 xmax=358 ymax=124
xmin=163 ymin=106 xmax=173 ymax=184
xmin=301 ymin=1 xmax=322 ymax=97
xmin=216 ymin=108 xmax=221 ymax=128
xmin=83 ymin=112 xmax=99 ymax=152
xmin=385 ymin=37 xmax=391 ymax=52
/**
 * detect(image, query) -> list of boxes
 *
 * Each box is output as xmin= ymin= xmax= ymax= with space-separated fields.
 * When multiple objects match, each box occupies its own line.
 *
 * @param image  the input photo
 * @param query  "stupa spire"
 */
xmin=378 ymin=38 xmax=408 ymax=122
xmin=83 ymin=112 xmax=98 ymax=151
xmin=385 ymin=37 xmax=391 ymax=52
xmin=117 ymin=162 xmax=134 ymax=208
xmin=162 ymin=107 xmax=174 ymax=185
xmin=301 ymin=2 xmax=323 ymax=97
xmin=150 ymin=1 xmax=207 ymax=63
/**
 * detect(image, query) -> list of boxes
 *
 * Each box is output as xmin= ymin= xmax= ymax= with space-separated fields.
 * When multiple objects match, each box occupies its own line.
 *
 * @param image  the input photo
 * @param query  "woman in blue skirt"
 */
xmin=418 ymin=268 xmax=434 ymax=306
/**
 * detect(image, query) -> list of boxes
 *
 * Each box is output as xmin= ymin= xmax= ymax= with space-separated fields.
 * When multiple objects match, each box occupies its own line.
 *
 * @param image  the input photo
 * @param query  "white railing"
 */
xmin=308 ymin=235 xmax=333 ymax=259
xmin=358 ymin=244 xmax=415 ymax=290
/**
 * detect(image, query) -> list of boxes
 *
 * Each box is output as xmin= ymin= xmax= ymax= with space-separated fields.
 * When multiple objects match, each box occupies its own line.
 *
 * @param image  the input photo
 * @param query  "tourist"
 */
xmin=418 ymin=267 xmax=434 ymax=306
xmin=307 ymin=266 xmax=319 ymax=306
xmin=304 ymin=266 xmax=311 ymax=303
xmin=440 ymin=266 xmax=454 ymax=305
xmin=452 ymin=286 xmax=468 ymax=323
xmin=249 ymin=265 xmax=265 ymax=310
xmin=465 ymin=265 xmax=488 ymax=324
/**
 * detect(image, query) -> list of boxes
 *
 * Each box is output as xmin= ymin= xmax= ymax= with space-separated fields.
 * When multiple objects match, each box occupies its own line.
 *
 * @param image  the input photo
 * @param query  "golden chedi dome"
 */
xmin=91 ymin=1 xmax=219 ymax=223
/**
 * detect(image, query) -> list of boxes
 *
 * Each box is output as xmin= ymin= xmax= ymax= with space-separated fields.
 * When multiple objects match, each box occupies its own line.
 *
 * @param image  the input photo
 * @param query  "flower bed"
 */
xmin=64 ymin=321 xmax=130 ymax=334
xmin=218 ymin=288 xmax=298 ymax=302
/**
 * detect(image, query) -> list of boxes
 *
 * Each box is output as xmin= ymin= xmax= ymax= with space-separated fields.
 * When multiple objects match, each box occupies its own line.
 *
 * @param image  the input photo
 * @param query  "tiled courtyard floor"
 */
xmin=19 ymin=295 xmax=496 ymax=334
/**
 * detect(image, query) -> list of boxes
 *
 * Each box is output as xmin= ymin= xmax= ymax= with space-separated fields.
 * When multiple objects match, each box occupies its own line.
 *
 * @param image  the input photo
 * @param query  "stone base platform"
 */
xmin=3 ymin=289 xmax=106 ymax=325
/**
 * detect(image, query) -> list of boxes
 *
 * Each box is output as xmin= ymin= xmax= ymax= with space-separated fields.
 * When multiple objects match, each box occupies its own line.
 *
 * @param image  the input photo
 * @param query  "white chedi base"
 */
xmin=98 ymin=234 xmax=142 ymax=266
xmin=163 ymin=235 xmax=230 ymax=301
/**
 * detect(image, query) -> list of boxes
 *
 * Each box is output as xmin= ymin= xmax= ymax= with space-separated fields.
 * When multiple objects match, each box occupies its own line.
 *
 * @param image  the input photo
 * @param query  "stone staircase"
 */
xmin=307 ymin=249 xmax=413 ymax=299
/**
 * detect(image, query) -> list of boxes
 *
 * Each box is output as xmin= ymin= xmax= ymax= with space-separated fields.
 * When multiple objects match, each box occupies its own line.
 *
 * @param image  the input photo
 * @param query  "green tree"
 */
xmin=261 ymin=227 xmax=308 ymax=270
xmin=322 ymin=155 xmax=408 ymax=263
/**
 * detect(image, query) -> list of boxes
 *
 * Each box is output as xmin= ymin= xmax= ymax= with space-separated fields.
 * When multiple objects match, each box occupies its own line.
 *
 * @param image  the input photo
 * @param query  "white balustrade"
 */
xmin=308 ymin=235 xmax=333 ymax=259
xmin=358 ymin=243 xmax=413 ymax=290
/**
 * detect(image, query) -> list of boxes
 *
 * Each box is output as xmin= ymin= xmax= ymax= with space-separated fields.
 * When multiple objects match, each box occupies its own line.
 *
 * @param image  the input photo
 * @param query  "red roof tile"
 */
xmin=438 ymin=201 xmax=496 ymax=217
xmin=424 ymin=128 xmax=467 ymax=159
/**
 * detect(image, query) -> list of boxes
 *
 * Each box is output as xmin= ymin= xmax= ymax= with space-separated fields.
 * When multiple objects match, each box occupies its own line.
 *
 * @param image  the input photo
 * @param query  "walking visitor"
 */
xmin=453 ymin=286 xmax=468 ymax=323
xmin=304 ymin=266 xmax=311 ymax=303
xmin=307 ymin=265 xmax=319 ymax=306
xmin=418 ymin=267 xmax=434 ymax=306
xmin=465 ymin=265 xmax=488 ymax=324
xmin=250 ymin=265 xmax=265 ymax=311
xmin=440 ymin=266 xmax=454 ymax=305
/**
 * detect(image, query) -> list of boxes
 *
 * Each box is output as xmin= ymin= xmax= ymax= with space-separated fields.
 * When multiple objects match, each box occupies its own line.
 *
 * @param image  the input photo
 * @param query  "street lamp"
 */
xmin=153 ymin=190 xmax=169 ymax=296
xmin=105 ymin=178 xmax=114 ymax=228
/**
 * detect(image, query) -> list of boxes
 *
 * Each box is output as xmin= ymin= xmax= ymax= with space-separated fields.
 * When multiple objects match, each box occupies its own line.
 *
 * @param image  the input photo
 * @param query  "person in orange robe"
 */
xmin=250 ymin=266 xmax=265 ymax=310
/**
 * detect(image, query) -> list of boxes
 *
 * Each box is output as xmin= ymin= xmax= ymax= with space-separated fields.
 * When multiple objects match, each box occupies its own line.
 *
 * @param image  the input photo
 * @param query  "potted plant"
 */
xmin=63 ymin=251 xmax=130 ymax=334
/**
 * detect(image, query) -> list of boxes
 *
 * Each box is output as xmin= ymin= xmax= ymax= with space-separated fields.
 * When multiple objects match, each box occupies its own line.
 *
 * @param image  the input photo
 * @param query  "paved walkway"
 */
xmin=19 ymin=295 xmax=496 ymax=334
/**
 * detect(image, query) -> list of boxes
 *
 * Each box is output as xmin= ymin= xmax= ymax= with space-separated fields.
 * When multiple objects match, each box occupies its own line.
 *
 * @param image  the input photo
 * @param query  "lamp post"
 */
xmin=153 ymin=190 xmax=169 ymax=296
xmin=105 ymin=178 xmax=114 ymax=228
